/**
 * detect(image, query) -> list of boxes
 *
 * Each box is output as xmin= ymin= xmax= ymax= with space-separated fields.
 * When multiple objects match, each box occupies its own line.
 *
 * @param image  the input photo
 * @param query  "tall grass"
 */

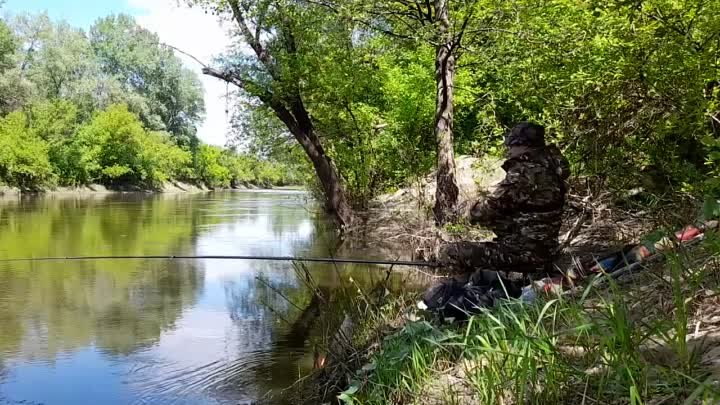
xmin=341 ymin=237 xmax=720 ymax=405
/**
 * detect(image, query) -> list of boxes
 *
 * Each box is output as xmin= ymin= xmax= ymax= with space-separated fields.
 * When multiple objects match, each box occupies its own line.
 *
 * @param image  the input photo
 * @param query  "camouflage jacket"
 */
xmin=470 ymin=145 xmax=570 ymax=256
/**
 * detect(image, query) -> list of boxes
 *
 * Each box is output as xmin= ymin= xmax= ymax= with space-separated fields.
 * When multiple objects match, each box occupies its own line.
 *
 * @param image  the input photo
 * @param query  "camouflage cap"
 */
xmin=504 ymin=122 xmax=546 ymax=147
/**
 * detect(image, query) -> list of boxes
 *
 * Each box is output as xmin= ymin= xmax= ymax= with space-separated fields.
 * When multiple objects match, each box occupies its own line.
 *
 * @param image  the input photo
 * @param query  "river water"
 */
xmin=0 ymin=190 xmax=403 ymax=405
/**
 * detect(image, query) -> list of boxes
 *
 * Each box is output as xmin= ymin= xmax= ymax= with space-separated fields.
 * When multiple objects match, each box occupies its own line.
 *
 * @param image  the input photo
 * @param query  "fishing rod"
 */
xmin=0 ymin=254 xmax=440 ymax=268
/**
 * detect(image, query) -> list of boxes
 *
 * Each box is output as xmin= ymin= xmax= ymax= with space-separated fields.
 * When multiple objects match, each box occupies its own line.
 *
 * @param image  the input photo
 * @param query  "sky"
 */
xmin=3 ymin=0 xmax=232 ymax=146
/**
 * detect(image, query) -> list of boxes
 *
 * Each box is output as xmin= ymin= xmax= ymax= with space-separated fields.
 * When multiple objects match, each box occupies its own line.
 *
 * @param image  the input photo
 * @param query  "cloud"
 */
xmin=128 ymin=0 xmax=231 ymax=146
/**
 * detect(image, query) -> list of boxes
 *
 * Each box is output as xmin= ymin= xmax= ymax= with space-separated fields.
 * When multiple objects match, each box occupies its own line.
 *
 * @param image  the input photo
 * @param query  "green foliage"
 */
xmin=89 ymin=14 xmax=205 ymax=148
xmin=0 ymin=11 xmax=294 ymax=190
xmin=195 ymin=144 xmax=231 ymax=188
xmin=140 ymin=131 xmax=193 ymax=184
xmin=29 ymin=100 xmax=84 ymax=185
xmin=75 ymin=104 xmax=148 ymax=184
xmin=0 ymin=111 xmax=53 ymax=187
xmin=454 ymin=0 xmax=720 ymax=193
xmin=25 ymin=21 xmax=98 ymax=101
xmin=7 ymin=0 xmax=718 ymax=201
xmin=197 ymin=0 xmax=720 ymax=206
xmin=75 ymin=104 xmax=194 ymax=187
xmin=0 ymin=13 xmax=204 ymax=146
xmin=193 ymin=146 xmax=294 ymax=189
xmin=0 ymin=18 xmax=15 ymax=71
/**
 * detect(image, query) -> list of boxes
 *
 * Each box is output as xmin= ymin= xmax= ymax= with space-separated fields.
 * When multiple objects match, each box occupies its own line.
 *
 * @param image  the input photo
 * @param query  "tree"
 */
xmin=75 ymin=104 xmax=192 ymax=187
xmin=195 ymin=144 xmax=231 ymax=188
xmin=0 ymin=12 xmax=294 ymax=191
xmin=0 ymin=14 xmax=40 ymax=114
xmin=90 ymin=15 xmax=205 ymax=148
xmin=314 ymin=0 xmax=481 ymax=223
xmin=188 ymin=0 xmax=354 ymax=227
xmin=7 ymin=14 xmax=120 ymax=119
xmin=0 ymin=18 xmax=15 ymax=71
xmin=431 ymin=0 xmax=462 ymax=224
xmin=139 ymin=131 xmax=192 ymax=185
xmin=0 ymin=111 xmax=53 ymax=188
xmin=27 ymin=22 xmax=101 ymax=101
xmin=28 ymin=100 xmax=84 ymax=184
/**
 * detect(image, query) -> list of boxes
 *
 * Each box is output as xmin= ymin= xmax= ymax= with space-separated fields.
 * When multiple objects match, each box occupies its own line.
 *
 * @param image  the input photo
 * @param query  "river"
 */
xmin=0 ymin=190 xmax=407 ymax=405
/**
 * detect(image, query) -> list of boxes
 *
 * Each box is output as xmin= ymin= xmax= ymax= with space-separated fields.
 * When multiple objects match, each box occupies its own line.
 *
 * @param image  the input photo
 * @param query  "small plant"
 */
xmin=444 ymin=222 xmax=467 ymax=236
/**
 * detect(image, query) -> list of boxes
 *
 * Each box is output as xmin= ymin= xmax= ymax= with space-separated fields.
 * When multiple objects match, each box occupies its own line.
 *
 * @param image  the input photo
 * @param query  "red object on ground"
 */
xmin=675 ymin=225 xmax=701 ymax=242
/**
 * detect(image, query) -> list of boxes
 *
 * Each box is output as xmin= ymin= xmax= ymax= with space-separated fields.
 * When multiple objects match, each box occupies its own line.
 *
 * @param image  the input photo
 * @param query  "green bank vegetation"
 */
xmin=0 ymin=13 xmax=298 ymax=191
xmin=324 ymin=234 xmax=720 ymax=404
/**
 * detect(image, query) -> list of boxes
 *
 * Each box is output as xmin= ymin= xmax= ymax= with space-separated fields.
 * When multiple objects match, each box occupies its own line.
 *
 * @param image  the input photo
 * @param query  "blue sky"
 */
xmin=4 ymin=0 xmax=139 ymax=28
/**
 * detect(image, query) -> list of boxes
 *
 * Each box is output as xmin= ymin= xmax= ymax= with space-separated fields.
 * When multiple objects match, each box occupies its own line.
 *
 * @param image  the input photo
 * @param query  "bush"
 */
xmin=220 ymin=151 xmax=256 ymax=186
xmin=139 ymin=131 xmax=192 ymax=186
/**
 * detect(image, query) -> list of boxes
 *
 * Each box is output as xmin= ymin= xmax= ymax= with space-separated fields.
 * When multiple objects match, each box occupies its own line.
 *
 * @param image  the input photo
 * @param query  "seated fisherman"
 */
xmin=438 ymin=122 xmax=570 ymax=275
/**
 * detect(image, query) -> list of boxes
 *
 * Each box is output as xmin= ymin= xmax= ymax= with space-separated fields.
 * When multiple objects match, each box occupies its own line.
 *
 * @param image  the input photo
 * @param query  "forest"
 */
xmin=0 ymin=13 xmax=297 ymax=190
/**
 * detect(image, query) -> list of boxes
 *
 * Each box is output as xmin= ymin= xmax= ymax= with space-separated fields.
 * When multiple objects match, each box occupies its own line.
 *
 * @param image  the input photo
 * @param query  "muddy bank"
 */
xmin=340 ymin=155 xmax=505 ymax=260
xmin=0 ymin=181 xmax=294 ymax=196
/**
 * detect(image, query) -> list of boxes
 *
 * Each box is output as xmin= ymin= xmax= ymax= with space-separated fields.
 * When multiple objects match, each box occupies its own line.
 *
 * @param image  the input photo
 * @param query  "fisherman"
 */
xmin=423 ymin=122 xmax=569 ymax=316
xmin=438 ymin=121 xmax=570 ymax=274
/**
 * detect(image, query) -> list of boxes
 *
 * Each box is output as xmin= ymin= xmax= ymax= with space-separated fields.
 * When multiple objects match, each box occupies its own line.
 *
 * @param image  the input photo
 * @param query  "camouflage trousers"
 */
xmin=443 ymin=241 xmax=553 ymax=274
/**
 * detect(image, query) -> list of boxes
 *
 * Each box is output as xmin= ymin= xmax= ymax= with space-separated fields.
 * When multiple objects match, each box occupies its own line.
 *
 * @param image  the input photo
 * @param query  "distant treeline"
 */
xmin=0 ymin=13 xmax=298 ymax=190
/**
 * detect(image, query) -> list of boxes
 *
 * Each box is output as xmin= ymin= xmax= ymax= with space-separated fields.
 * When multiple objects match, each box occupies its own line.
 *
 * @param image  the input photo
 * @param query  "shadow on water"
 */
xmin=0 ymin=190 xmax=417 ymax=405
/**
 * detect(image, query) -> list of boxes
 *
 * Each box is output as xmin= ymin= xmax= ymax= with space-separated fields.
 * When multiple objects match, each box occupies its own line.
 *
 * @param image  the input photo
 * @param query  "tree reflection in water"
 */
xmin=0 ymin=190 xmax=418 ymax=405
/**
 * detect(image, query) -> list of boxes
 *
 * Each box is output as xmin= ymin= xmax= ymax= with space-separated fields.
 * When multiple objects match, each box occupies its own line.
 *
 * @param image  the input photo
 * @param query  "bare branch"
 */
xmin=161 ymin=42 xmax=209 ymax=68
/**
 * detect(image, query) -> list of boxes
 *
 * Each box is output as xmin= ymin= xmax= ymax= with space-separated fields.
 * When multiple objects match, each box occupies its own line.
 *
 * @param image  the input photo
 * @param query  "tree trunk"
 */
xmin=297 ymin=128 xmax=354 ymax=228
xmin=432 ymin=0 xmax=460 ymax=225
xmin=268 ymin=97 xmax=354 ymax=228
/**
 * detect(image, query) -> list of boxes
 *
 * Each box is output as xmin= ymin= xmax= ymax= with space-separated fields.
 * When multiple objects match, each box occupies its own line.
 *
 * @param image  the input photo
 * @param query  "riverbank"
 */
xmin=343 ymin=154 xmax=650 ymax=265
xmin=292 ymin=163 xmax=720 ymax=403
xmin=0 ymin=181 xmax=302 ymax=196
xmin=294 ymin=224 xmax=720 ymax=404
xmin=341 ymin=155 xmax=506 ymax=260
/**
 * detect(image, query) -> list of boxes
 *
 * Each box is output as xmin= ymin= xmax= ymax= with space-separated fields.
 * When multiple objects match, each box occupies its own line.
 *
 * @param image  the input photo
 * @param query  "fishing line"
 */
xmin=0 ymin=255 xmax=439 ymax=268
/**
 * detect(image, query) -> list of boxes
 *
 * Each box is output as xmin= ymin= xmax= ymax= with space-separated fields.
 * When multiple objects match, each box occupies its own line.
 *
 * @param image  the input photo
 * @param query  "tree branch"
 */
xmin=202 ymin=66 xmax=245 ymax=89
xmin=451 ymin=7 xmax=474 ymax=53
xmin=161 ymin=42 xmax=209 ymax=68
xmin=227 ymin=0 xmax=276 ymax=76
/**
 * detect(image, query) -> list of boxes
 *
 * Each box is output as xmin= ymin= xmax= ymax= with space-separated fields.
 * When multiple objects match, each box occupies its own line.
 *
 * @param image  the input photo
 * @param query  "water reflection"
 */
xmin=0 ymin=191 xmax=416 ymax=405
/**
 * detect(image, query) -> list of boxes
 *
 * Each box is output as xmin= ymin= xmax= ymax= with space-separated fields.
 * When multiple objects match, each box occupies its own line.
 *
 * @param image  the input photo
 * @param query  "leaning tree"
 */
xmin=188 ymin=0 xmax=353 ymax=227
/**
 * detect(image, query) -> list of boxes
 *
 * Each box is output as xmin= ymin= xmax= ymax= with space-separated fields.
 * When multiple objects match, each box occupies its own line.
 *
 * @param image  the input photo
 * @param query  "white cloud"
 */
xmin=128 ymin=0 xmax=232 ymax=146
